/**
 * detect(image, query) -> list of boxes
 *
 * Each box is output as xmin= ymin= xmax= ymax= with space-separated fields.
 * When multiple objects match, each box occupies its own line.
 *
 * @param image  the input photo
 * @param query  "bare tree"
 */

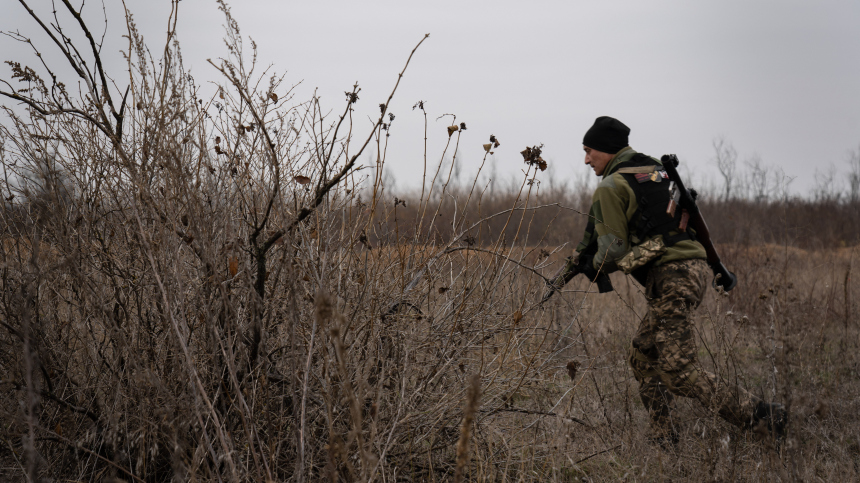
xmin=813 ymin=163 xmax=841 ymax=202
xmin=746 ymin=153 xmax=771 ymax=203
xmin=712 ymin=137 xmax=738 ymax=202
xmin=847 ymin=145 xmax=860 ymax=204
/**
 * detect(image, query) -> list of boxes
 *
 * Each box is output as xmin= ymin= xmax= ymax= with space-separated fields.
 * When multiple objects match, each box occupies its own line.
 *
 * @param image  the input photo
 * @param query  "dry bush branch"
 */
xmin=2 ymin=2 xmax=860 ymax=482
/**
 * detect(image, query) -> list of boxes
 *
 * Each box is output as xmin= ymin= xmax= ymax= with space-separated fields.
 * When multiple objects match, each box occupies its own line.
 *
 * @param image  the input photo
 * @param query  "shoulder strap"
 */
xmin=611 ymin=153 xmax=660 ymax=174
xmin=616 ymin=165 xmax=657 ymax=174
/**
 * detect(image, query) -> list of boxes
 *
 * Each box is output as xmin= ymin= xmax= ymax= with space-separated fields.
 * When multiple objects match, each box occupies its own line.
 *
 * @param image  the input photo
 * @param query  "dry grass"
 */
xmin=1 ymin=2 xmax=859 ymax=481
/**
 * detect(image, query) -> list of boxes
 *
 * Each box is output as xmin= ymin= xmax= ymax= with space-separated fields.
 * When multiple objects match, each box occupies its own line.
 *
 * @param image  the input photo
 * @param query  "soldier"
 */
xmin=576 ymin=116 xmax=787 ymax=446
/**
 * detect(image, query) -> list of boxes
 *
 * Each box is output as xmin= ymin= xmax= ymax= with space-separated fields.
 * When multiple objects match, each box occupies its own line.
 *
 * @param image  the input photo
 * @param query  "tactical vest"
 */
xmin=614 ymin=153 xmax=695 ymax=248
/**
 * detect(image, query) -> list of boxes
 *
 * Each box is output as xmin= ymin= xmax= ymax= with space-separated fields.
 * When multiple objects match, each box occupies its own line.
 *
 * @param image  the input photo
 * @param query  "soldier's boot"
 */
xmin=641 ymin=382 xmax=678 ymax=449
xmin=749 ymin=402 xmax=788 ymax=442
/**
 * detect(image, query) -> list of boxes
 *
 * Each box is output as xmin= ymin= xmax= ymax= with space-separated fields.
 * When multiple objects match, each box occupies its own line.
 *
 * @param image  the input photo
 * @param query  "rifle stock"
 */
xmin=542 ymin=257 xmax=579 ymax=303
xmin=661 ymin=154 xmax=738 ymax=291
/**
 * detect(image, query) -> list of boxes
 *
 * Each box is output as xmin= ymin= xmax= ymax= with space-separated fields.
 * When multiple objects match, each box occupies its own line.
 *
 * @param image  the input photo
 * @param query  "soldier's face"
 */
xmin=583 ymin=146 xmax=613 ymax=176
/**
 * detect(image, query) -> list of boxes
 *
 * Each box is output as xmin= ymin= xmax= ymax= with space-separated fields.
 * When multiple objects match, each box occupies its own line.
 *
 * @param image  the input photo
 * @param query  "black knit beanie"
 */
xmin=582 ymin=116 xmax=630 ymax=154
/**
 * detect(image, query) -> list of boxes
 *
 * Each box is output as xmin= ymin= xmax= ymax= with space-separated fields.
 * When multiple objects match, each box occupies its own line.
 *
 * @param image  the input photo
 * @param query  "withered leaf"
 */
xmin=566 ymin=360 xmax=579 ymax=381
xmin=521 ymin=144 xmax=548 ymax=171
xmin=215 ymin=136 xmax=221 ymax=144
xmin=294 ymin=175 xmax=312 ymax=185
xmin=228 ymin=257 xmax=238 ymax=276
xmin=447 ymin=125 xmax=459 ymax=137
xmin=214 ymin=145 xmax=223 ymax=155
xmin=513 ymin=310 xmax=523 ymax=325
xmin=438 ymin=286 xmax=449 ymax=294
xmin=269 ymin=92 xmax=278 ymax=102
xmin=358 ymin=232 xmax=371 ymax=249
xmin=538 ymin=159 xmax=548 ymax=171
xmin=483 ymin=143 xmax=492 ymax=153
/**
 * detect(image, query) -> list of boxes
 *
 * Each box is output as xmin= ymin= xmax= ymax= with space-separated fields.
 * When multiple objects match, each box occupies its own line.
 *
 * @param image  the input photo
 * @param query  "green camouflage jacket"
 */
xmin=576 ymin=147 xmax=707 ymax=273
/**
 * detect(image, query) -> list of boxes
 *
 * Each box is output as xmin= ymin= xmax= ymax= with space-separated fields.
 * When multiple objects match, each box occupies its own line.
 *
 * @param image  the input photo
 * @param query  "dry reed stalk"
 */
xmin=453 ymin=373 xmax=481 ymax=483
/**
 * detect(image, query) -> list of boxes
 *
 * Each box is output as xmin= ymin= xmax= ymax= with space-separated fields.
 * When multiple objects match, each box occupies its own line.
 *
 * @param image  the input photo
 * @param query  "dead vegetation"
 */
xmin=1 ymin=1 xmax=859 ymax=481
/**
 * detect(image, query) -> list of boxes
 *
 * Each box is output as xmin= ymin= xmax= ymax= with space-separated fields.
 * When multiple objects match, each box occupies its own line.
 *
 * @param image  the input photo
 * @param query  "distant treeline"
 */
xmin=363 ymin=184 xmax=860 ymax=251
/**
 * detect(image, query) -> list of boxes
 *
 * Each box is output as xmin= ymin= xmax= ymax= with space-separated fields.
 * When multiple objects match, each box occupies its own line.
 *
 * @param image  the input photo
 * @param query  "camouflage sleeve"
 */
xmin=589 ymin=174 xmax=635 ymax=273
xmin=575 ymin=212 xmax=597 ymax=254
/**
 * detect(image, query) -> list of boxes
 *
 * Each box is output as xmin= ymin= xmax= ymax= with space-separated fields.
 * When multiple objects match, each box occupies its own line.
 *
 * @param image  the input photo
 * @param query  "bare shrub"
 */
xmin=2 ymin=2 xmax=860 ymax=482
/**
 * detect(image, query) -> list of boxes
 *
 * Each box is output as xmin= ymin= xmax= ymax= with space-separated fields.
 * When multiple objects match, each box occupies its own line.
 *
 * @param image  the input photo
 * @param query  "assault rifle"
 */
xmin=661 ymin=154 xmax=737 ymax=291
xmin=541 ymin=244 xmax=613 ymax=303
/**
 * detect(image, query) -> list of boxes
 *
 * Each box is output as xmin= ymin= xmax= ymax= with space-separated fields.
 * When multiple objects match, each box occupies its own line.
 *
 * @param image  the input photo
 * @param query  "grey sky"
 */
xmin=3 ymin=1 xmax=859 ymax=196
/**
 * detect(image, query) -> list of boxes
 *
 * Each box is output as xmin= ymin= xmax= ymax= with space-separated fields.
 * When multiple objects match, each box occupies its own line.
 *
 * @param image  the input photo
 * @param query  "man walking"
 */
xmin=576 ymin=116 xmax=786 ymax=445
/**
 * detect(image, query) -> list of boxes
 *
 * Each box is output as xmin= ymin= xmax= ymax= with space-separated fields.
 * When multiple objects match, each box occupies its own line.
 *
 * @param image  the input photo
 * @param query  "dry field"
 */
xmin=522 ymin=243 xmax=860 ymax=481
xmin=3 ymin=221 xmax=859 ymax=481
xmin=2 ymin=2 xmax=860 ymax=481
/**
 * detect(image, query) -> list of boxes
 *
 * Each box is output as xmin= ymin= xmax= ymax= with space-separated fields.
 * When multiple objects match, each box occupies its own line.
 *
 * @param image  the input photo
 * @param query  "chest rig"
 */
xmin=613 ymin=153 xmax=694 ymax=247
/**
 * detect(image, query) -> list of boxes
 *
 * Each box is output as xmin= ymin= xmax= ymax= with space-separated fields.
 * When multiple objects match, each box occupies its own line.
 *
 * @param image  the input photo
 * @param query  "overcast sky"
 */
xmin=3 ymin=0 xmax=859 ymax=196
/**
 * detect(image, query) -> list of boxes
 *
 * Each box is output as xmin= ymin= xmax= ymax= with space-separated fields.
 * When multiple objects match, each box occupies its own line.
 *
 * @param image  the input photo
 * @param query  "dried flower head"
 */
xmin=520 ymin=144 xmax=547 ymax=171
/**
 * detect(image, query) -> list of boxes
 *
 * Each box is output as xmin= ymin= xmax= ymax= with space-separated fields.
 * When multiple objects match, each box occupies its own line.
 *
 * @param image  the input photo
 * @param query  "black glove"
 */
xmin=576 ymin=252 xmax=614 ymax=294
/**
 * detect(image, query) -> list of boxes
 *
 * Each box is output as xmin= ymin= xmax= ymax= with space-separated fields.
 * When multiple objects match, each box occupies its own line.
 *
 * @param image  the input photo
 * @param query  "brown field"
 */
xmin=3 ymin=208 xmax=860 ymax=481
xmin=2 ymin=4 xmax=860 ymax=480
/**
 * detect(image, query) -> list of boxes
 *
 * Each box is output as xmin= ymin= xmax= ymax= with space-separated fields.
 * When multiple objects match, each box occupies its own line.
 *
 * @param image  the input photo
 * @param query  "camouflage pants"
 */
xmin=628 ymin=259 xmax=760 ymax=439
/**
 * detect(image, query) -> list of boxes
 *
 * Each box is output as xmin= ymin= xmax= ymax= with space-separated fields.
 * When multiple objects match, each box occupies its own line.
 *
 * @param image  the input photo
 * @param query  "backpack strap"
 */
xmin=616 ymin=154 xmax=692 ymax=248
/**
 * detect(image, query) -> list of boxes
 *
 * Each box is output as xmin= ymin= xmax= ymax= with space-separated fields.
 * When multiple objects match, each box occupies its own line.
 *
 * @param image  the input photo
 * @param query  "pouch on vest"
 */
xmin=617 ymin=235 xmax=666 ymax=274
